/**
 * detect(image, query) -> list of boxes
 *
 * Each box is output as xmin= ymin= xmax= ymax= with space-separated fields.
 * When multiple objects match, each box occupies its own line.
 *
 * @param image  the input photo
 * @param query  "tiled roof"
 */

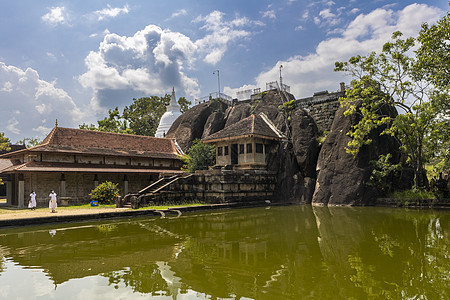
xmin=0 ymin=127 xmax=183 ymax=159
xmin=1 ymin=161 xmax=184 ymax=174
xmin=0 ymin=159 xmax=12 ymax=173
xmin=202 ymin=113 xmax=283 ymax=143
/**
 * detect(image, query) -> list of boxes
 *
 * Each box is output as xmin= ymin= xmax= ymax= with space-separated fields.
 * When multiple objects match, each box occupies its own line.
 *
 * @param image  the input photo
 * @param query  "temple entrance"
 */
xmin=231 ymin=144 xmax=238 ymax=165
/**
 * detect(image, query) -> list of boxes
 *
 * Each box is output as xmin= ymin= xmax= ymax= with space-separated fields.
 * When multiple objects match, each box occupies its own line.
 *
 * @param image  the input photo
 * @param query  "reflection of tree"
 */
xmin=348 ymin=215 xmax=450 ymax=299
xmin=104 ymin=264 xmax=172 ymax=295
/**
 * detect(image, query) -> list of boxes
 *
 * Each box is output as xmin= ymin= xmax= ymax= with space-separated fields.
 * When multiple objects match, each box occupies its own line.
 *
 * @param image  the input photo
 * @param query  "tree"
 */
xmin=178 ymin=97 xmax=191 ymax=114
xmin=80 ymin=107 xmax=133 ymax=134
xmin=180 ymin=139 xmax=216 ymax=173
xmin=122 ymin=95 xmax=170 ymax=136
xmin=0 ymin=132 xmax=10 ymax=185
xmin=80 ymin=94 xmax=190 ymax=136
xmin=17 ymin=137 xmax=41 ymax=148
xmin=0 ymin=132 xmax=10 ymax=152
xmin=335 ymin=29 xmax=449 ymax=188
xmin=416 ymin=9 xmax=450 ymax=173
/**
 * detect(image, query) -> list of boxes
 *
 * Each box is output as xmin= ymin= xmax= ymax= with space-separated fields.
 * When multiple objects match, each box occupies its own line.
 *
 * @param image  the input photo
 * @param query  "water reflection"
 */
xmin=0 ymin=206 xmax=448 ymax=299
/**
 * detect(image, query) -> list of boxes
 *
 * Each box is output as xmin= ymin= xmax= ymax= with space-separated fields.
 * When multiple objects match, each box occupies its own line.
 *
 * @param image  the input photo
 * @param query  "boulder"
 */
xmin=202 ymin=111 xmax=226 ymax=139
xmin=223 ymin=103 xmax=251 ymax=128
xmin=267 ymin=141 xmax=304 ymax=203
xmin=166 ymin=101 xmax=228 ymax=152
xmin=290 ymin=109 xmax=320 ymax=178
xmin=312 ymin=103 xmax=400 ymax=205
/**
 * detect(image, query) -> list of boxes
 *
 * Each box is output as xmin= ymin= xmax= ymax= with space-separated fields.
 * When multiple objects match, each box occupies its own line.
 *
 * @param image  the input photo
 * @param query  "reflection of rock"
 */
xmin=167 ymin=90 xmax=321 ymax=204
xmin=312 ymin=104 xmax=400 ymax=205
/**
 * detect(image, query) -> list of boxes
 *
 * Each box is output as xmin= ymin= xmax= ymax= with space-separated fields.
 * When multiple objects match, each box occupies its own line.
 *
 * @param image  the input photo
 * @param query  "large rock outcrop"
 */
xmin=166 ymin=101 xmax=228 ymax=151
xmin=312 ymin=104 xmax=400 ymax=205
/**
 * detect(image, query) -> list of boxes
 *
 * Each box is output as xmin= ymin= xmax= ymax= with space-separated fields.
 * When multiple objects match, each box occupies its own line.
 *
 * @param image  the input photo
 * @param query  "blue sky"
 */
xmin=0 ymin=0 xmax=447 ymax=142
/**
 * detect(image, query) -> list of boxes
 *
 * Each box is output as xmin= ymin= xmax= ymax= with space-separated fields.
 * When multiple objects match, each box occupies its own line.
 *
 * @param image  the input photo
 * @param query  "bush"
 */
xmin=89 ymin=181 xmax=119 ymax=204
xmin=180 ymin=139 xmax=216 ymax=173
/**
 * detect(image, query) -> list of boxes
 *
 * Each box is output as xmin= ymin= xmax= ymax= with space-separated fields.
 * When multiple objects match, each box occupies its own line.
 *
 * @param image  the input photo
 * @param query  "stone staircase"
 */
xmin=121 ymin=175 xmax=183 ymax=208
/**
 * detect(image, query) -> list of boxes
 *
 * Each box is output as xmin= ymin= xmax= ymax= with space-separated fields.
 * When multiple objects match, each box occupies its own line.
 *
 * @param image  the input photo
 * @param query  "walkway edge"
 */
xmin=0 ymin=201 xmax=288 ymax=228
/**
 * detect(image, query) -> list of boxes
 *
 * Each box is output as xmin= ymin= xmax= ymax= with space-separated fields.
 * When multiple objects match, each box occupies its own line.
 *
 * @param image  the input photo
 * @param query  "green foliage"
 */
xmin=80 ymin=95 xmax=190 ymax=136
xmin=123 ymin=95 xmax=170 ymax=136
xmin=368 ymin=154 xmax=402 ymax=193
xmin=335 ymin=27 xmax=449 ymax=188
xmin=279 ymin=99 xmax=296 ymax=122
xmin=80 ymin=107 xmax=133 ymax=134
xmin=0 ymin=132 xmax=10 ymax=185
xmin=316 ymin=131 xmax=329 ymax=144
xmin=180 ymin=139 xmax=216 ymax=173
xmin=17 ymin=137 xmax=41 ymax=148
xmin=178 ymin=97 xmax=191 ymax=114
xmin=89 ymin=181 xmax=119 ymax=204
xmin=0 ymin=132 xmax=10 ymax=152
xmin=390 ymin=187 xmax=437 ymax=201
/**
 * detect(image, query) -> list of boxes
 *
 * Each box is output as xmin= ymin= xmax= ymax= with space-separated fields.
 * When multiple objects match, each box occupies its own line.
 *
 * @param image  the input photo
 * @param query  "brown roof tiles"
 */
xmin=202 ymin=113 xmax=283 ymax=143
xmin=0 ymin=127 xmax=183 ymax=159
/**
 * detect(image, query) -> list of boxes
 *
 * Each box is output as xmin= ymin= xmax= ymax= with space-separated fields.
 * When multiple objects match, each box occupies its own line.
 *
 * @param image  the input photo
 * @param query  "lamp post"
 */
xmin=213 ymin=70 xmax=220 ymax=99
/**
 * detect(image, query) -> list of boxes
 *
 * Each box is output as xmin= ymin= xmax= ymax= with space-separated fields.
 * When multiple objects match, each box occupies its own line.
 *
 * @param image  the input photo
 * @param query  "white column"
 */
xmin=60 ymin=174 xmax=66 ymax=197
xmin=124 ymin=175 xmax=129 ymax=196
xmin=18 ymin=177 xmax=24 ymax=208
xmin=6 ymin=181 xmax=12 ymax=205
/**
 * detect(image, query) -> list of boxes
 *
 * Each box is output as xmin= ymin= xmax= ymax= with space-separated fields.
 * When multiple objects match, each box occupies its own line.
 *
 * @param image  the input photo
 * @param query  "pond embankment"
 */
xmin=0 ymin=200 xmax=286 ymax=228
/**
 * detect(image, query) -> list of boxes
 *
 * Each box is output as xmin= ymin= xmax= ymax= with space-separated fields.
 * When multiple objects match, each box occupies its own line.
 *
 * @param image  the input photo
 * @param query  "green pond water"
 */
xmin=0 ymin=205 xmax=448 ymax=299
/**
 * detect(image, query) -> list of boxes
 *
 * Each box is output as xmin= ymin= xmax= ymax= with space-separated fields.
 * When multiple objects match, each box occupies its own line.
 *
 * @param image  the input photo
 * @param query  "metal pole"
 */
xmin=279 ymin=65 xmax=283 ymax=90
xmin=213 ymin=70 xmax=220 ymax=99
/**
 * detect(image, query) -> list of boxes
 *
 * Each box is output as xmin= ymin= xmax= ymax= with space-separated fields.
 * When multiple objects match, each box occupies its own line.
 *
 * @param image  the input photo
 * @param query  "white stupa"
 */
xmin=155 ymin=88 xmax=182 ymax=138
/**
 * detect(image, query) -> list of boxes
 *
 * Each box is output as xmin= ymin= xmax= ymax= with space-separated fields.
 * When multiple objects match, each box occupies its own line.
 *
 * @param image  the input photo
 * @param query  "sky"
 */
xmin=0 ymin=0 xmax=447 ymax=142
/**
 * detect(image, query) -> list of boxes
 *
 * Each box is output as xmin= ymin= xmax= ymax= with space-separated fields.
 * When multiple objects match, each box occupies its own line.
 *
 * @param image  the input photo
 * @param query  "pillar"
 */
xmin=94 ymin=174 xmax=99 ymax=188
xmin=123 ymin=174 xmax=128 ymax=196
xmin=59 ymin=173 xmax=66 ymax=197
xmin=18 ymin=174 xmax=24 ymax=208
xmin=6 ymin=180 xmax=12 ymax=205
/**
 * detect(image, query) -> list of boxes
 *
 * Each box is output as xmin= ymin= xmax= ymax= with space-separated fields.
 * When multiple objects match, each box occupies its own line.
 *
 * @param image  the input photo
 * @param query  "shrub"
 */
xmin=89 ymin=181 xmax=119 ymax=204
xmin=180 ymin=139 xmax=216 ymax=173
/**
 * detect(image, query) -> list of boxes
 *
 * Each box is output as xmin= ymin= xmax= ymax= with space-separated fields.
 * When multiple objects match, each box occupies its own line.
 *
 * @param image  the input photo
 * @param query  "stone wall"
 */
xmin=22 ymin=172 xmax=158 ymax=207
xmin=296 ymin=89 xmax=345 ymax=132
xmin=139 ymin=170 xmax=277 ymax=205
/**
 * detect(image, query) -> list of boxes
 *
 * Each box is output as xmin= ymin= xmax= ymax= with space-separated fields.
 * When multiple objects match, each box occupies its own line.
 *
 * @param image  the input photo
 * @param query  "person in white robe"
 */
xmin=28 ymin=191 xmax=36 ymax=210
xmin=49 ymin=190 xmax=57 ymax=213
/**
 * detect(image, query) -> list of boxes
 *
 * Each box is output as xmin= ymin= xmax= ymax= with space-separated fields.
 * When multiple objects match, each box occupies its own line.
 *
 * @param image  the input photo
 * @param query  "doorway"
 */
xmin=231 ymin=144 xmax=238 ymax=165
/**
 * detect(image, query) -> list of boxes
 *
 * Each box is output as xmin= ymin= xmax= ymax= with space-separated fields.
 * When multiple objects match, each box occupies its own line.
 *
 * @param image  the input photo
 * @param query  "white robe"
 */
xmin=49 ymin=192 xmax=57 ymax=210
xmin=28 ymin=192 xmax=36 ymax=208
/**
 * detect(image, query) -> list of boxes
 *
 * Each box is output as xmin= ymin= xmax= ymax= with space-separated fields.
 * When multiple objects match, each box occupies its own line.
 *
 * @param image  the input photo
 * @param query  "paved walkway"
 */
xmin=0 ymin=205 xmax=128 ymax=221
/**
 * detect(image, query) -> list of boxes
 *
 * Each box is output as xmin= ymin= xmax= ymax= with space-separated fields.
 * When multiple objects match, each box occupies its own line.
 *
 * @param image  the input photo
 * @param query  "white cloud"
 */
xmin=295 ymin=25 xmax=304 ymax=31
xmin=302 ymin=10 xmax=310 ymax=20
xmin=0 ymin=62 xmax=85 ymax=141
xmin=194 ymin=11 xmax=255 ymax=65
xmin=319 ymin=9 xmax=336 ymax=19
xmin=6 ymin=118 xmax=20 ymax=135
xmin=262 ymin=10 xmax=276 ymax=19
xmin=350 ymin=8 xmax=360 ymax=14
xmin=42 ymin=7 xmax=69 ymax=26
xmin=94 ymin=4 xmax=129 ymax=21
xmin=230 ymin=4 xmax=443 ymax=100
xmin=170 ymin=9 xmax=188 ymax=19
xmin=78 ymin=25 xmax=200 ymax=110
xmin=1 ymin=81 xmax=13 ymax=92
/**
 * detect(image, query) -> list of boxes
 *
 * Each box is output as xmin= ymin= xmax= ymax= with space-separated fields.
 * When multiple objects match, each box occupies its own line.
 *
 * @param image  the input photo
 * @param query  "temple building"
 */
xmin=155 ymin=88 xmax=182 ymax=138
xmin=202 ymin=113 xmax=284 ymax=170
xmin=0 ymin=126 xmax=183 ymax=207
